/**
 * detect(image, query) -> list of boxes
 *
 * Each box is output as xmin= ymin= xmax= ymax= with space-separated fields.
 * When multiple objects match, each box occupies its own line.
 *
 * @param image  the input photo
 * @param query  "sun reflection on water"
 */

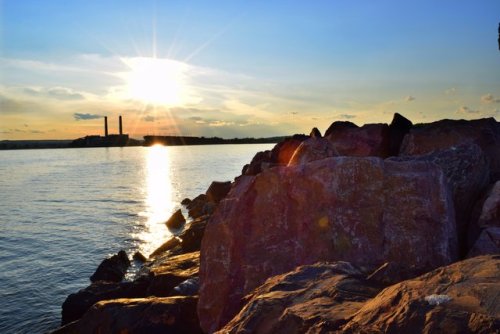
xmin=135 ymin=145 xmax=174 ymax=257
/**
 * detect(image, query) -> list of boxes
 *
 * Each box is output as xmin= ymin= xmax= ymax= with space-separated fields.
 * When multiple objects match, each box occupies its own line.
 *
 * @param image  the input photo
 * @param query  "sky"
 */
xmin=1 ymin=0 xmax=499 ymax=140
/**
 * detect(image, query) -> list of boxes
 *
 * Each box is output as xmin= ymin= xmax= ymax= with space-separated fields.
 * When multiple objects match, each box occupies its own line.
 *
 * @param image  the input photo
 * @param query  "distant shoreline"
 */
xmin=0 ymin=136 xmax=286 ymax=150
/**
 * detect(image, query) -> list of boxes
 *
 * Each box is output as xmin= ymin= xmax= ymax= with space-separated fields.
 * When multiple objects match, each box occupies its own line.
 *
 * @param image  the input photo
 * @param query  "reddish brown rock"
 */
xmin=399 ymin=117 xmax=500 ymax=180
xmin=341 ymin=255 xmax=500 ymax=333
xmin=206 ymin=181 xmax=232 ymax=204
xmin=389 ymin=144 xmax=490 ymax=254
xmin=186 ymin=194 xmax=208 ymax=219
xmin=218 ymin=262 xmax=382 ymax=334
xmin=149 ymin=237 xmax=181 ymax=258
xmin=165 ymin=209 xmax=186 ymax=230
xmin=468 ymin=227 xmax=500 ymax=257
xmin=54 ymin=296 xmax=202 ymax=334
xmin=288 ymin=137 xmax=338 ymax=166
xmin=325 ymin=123 xmax=390 ymax=157
xmin=324 ymin=121 xmax=358 ymax=137
xmin=198 ymin=157 xmax=458 ymax=332
xmin=310 ymin=127 xmax=322 ymax=138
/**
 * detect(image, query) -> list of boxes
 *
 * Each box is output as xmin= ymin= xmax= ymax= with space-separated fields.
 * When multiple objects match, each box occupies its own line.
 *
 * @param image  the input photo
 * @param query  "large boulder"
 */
xmin=218 ymin=262 xmax=382 ymax=334
xmin=325 ymin=123 xmax=390 ymax=157
xmin=90 ymin=250 xmax=130 ymax=283
xmin=287 ymin=137 xmax=338 ymax=166
xmin=399 ymin=117 xmax=500 ymax=180
xmin=198 ymin=157 xmax=458 ymax=332
xmin=341 ymin=255 xmax=500 ymax=333
xmin=54 ymin=296 xmax=202 ymax=334
xmin=389 ymin=144 xmax=490 ymax=254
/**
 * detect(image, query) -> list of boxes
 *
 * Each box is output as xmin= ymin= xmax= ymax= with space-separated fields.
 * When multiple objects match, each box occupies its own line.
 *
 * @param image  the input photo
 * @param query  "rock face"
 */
xmin=400 ymin=117 xmax=500 ymax=179
xmin=389 ymin=144 xmax=490 ymax=254
xmin=287 ymin=137 xmax=338 ymax=166
xmin=198 ymin=157 xmax=458 ymax=332
xmin=89 ymin=250 xmax=130 ymax=283
xmin=165 ymin=209 xmax=186 ymax=230
xmin=342 ymin=255 xmax=500 ymax=333
xmin=468 ymin=227 xmax=500 ymax=257
xmin=55 ymin=296 xmax=202 ymax=334
xmin=218 ymin=262 xmax=382 ymax=334
xmin=206 ymin=181 xmax=232 ymax=204
xmin=325 ymin=123 xmax=390 ymax=157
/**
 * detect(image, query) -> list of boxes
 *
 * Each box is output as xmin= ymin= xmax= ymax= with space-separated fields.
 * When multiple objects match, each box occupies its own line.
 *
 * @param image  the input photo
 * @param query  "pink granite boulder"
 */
xmin=325 ymin=123 xmax=390 ymax=157
xmin=198 ymin=157 xmax=458 ymax=332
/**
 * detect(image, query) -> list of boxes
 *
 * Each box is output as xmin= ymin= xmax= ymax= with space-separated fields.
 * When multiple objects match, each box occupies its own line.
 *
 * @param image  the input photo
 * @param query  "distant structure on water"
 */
xmin=71 ymin=116 xmax=133 ymax=147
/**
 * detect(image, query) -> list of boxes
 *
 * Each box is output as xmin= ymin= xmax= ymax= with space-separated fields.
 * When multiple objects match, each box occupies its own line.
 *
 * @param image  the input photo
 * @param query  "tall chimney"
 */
xmin=119 ymin=115 xmax=123 ymax=135
xmin=104 ymin=116 xmax=108 ymax=137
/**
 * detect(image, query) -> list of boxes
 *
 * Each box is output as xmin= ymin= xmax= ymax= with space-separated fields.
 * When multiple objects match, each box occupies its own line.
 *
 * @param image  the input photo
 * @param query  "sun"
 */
xmin=123 ymin=57 xmax=188 ymax=105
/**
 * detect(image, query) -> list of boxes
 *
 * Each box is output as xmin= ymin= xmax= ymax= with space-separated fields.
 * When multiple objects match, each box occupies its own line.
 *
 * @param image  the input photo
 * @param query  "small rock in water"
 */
xmin=165 ymin=209 xmax=186 ymax=229
xmin=181 ymin=198 xmax=191 ymax=206
xmin=90 ymin=250 xmax=130 ymax=283
xmin=133 ymin=251 xmax=147 ymax=262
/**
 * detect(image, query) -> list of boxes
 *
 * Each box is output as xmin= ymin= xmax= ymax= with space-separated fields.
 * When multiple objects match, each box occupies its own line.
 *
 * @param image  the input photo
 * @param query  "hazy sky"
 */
xmin=1 ymin=0 xmax=499 ymax=140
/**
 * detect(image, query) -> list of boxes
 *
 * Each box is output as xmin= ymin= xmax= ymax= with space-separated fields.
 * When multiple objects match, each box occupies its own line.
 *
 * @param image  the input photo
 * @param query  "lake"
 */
xmin=0 ymin=144 xmax=272 ymax=333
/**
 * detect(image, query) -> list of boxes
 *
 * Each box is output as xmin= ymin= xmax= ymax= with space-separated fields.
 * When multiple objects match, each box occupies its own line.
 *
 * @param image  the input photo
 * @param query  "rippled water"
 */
xmin=0 ymin=144 xmax=272 ymax=333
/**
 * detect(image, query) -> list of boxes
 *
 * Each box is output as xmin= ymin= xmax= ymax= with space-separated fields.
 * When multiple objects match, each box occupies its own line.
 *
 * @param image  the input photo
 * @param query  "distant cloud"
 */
xmin=445 ymin=88 xmax=457 ymax=95
xmin=339 ymin=114 xmax=356 ymax=119
xmin=30 ymin=130 xmax=44 ymax=134
xmin=73 ymin=113 xmax=102 ymax=120
xmin=142 ymin=115 xmax=155 ymax=122
xmin=189 ymin=116 xmax=203 ymax=121
xmin=456 ymin=106 xmax=480 ymax=114
xmin=24 ymin=86 xmax=85 ymax=100
xmin=481 ymin=94 xmax=500 ymax=104
xmin=405 ymin=96 xmax=415 ymax=102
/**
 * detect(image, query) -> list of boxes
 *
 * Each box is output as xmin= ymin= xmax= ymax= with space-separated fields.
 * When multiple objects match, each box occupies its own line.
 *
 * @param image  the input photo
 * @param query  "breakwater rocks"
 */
xmin=55 ymin=114 xmax=500 ymax=333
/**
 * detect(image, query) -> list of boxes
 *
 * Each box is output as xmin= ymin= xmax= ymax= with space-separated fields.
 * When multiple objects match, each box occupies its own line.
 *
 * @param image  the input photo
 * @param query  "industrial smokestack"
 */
xmin=119 ymin=115 xmax=123 ymax=135
xmin=104 ymin=116 xmax=108 ymax=137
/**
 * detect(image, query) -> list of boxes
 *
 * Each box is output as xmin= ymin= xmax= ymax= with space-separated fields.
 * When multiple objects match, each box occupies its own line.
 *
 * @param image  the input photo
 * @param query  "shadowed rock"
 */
xmin=325 ymin=123 xmax=391 ymax=157
xmin=90 ymin=250 xmax=130 ymax=283
xmin=288 ymin=137 xmax=338 ymax=166
xmin=309 ymin=127 xmax=322 ymax=138
xmin=206 ymin=181 xmax=232 ymax=204
xmin=388 ymin=112 xmax=412 ymax=156
xmin=165 ymin=209 xmax=186 ymax=230
xmin=198 ymin=157 xmax=458 ymax=332
xmin=55 ymin=296 xmax=202 ymax=334
xmin=324 ymin=121 xmax=358 ymax=137
xmin=400 ymin=117 xmax=500 ymax=180
xmin=468 ymin=228 xmax=500 ymax=257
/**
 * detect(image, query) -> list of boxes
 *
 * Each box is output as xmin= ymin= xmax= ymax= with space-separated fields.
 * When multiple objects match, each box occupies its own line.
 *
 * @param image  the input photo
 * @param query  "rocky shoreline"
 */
xmin=53 ymin=114 xmax=499 ymax=333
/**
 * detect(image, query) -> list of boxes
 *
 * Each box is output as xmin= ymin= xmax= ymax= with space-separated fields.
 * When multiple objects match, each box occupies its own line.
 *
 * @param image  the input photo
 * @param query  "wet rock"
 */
xmin=61 ymin=279 xmax=149 ymax=325
xmin=206 ymin=181 xmax=232 ymax=204
xmin=165 ymin=209 xmax=186 ymax=230
xmin=390 ymin=143 xmax=490 ymax=254
xmin=55 ymin=296 xmax=202 ymax=334
xmin=146 ymin=251 xmax=200 ymax=297
xmin=287 ymin=137 xmax=338 ymax=166
xmin=341 ymin=255 xmax=500 ymax=333
xmin=310 ymin=127 xmax=322 ymax=138
xmin=388 ymin=112 xmax=412 ymax=156
xmin=90 ymin=250 xmax=130 ymax=283
xmin=218 ymin=262 xmax=382 ymax=334
xmin=400 ymin=117 xmax=500 ymax=180
xmin=467 ymin=227 xmax=500 ymax=257
xmin=325 ymin=123 xmax=391 ymax=157
xmin=149 ymin=237 xmax=181 ymax=258
xmin=133 ymin=251 xmax=147 ymax=262
xmin=198 ymin=157 xmax=458 ymax=332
